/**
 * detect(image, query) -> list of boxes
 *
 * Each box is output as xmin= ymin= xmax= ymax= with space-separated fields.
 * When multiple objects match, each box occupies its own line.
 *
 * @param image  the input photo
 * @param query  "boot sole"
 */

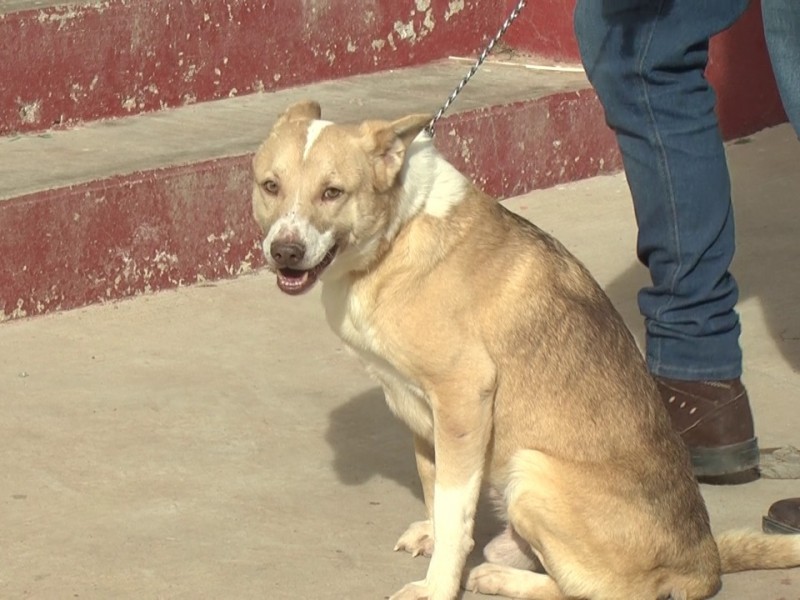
xmin=689 ymin=437 xmax=760 ymax=481
xmin=762 ymin=516 xmax=800 ymax=534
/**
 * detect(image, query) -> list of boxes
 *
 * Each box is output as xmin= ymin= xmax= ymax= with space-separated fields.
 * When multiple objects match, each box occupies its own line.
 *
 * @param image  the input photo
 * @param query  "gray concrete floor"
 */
xmin=1 ymin=124 xmax=799 ymax=599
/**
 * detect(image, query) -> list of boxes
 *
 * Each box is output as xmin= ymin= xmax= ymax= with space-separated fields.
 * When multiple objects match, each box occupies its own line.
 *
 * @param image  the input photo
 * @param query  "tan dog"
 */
xmin=252 ymin=100 xmax=800 ymax=600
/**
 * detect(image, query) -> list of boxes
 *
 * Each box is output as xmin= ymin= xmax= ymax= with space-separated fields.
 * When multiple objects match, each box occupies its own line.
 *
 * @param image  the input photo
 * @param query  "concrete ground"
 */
xmin=2 ymin=124 xmax=798 ymax=599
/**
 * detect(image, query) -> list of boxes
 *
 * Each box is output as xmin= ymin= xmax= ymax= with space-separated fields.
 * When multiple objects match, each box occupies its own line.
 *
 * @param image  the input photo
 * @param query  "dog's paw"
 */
xmin=394 ymin=519 xmax=434 ymax=557
xmin=466 ymin=563 xmax=509 ymax=595
xmin=388 ymin=581 xmax=431 ymax=600
xmin=466 ymin=562 xmax=556 ymax=599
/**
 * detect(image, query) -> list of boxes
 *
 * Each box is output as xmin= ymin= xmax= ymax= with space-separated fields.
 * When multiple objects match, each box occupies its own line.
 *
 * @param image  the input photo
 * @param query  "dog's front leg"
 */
xmin=395 ymin=435 xmax=436 ymax=557
xmin=390 ymin=378 xmax=494 ymax=600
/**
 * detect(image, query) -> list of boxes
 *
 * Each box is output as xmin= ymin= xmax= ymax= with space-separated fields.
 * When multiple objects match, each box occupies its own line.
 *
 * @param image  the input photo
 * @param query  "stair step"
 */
xmin=0 ymin=59 xmax=620 ymax=321
xmin=1 ymin=0 xmax=549 ymax=135
xmin=1 ymin=58 xmax=597 ymax=199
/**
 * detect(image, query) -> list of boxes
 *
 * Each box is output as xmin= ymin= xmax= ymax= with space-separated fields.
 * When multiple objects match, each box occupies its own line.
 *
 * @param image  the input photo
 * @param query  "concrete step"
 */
xmin=0 ymin=58 xmax=622 ymax=321
xmin=0 ymin=0 xmax=784 ymax=138
xmin=1 ymin=0 xmax=578 ymax=135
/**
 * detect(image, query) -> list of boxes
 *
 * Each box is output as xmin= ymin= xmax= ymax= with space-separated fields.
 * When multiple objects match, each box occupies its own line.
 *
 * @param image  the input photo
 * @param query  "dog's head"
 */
xmin=252 ymin=100 xmax=431 ymax=295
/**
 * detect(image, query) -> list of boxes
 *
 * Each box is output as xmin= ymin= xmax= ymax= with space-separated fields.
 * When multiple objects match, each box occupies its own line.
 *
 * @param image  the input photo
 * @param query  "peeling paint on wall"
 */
xmin=393 ymin=20 xmax=416 ymax=43
xmin=422 ymin=9 xmax=435 ymax=33
xmin=1 ymin=0 xmax=506 ymax=135
xmin=445 ymin=0 xmax=465 ymax=21
xmin=18 ymin=100 xmax=42 ymax=124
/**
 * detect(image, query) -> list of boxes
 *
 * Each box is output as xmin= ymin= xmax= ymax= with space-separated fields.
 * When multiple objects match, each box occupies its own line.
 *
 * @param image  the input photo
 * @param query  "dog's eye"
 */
xmin=262 ymin=179 xmax=279 ymax=195
xmin=322 ymin=187 xmax=343 ymax=201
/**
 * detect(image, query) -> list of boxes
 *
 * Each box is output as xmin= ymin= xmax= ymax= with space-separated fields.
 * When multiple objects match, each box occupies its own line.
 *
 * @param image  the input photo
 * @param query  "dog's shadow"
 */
xmin=326 ymin=387 xmax=422 ymax=500
xmin=597 ymin=159 xmax=800 ymax=375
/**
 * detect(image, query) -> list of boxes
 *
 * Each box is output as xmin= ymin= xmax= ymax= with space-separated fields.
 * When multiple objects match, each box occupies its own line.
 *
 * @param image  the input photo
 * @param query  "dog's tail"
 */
xmin=716 ymin=529 xmax=800 ymax=573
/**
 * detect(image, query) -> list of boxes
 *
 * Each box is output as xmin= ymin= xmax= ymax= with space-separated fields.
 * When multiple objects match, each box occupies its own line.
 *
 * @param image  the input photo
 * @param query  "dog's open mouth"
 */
xmin=276 ymin=246 xmax=337 ymax=295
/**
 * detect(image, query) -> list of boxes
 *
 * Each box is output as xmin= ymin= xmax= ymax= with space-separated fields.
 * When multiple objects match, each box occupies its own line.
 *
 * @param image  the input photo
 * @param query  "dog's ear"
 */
xmin=389 ymin=113 xmax=432 ymax=148
xmin=277 ymin=100 xmax=322 ymax=124
xmin=361 ymin=114 xmax=431 ymax=191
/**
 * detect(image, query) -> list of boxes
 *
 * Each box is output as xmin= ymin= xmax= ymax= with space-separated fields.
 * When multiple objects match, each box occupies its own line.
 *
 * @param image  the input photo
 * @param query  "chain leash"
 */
xmin=425 ymin=0 xmax=528 ymax=136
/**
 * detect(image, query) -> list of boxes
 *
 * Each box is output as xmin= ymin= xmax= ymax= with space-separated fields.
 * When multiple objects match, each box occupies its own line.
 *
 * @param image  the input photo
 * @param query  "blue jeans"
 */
xmin=763 ymin=0 xmax=800 ymax=137
xmin=574 ymin=0 xmax=749 ymax=381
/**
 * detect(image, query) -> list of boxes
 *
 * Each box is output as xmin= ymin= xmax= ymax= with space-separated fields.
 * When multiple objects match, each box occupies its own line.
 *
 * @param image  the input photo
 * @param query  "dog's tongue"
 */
xmin=274 ymin=246 xmax=337 ymax=296
xmin=277 ymin=268 xmax=317 ymax=295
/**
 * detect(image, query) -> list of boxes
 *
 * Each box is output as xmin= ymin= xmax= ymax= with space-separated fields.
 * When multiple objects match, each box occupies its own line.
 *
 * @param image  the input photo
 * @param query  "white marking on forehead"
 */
xmin=303 ymin=119 xmax=333 ymax=161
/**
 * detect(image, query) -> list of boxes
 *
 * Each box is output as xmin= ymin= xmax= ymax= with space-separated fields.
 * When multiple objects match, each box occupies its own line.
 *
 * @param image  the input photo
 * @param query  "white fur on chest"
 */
xmin=313 ymin=134 xmax=470 ymax=443
xmin=321 ymin=281 xmax=434 ymax=441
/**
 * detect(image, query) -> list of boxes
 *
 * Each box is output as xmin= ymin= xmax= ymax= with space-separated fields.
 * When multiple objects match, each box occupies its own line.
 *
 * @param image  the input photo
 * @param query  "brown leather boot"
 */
xmin=762 ymin=498 xmax=800 ymax=534
xmin=654 ymin=376 xmax=759 ymax=481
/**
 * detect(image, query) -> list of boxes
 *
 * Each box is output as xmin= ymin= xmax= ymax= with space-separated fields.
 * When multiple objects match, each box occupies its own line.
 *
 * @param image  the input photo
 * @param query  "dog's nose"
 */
xmin=270 ymin=241 xmax=306 ymax=268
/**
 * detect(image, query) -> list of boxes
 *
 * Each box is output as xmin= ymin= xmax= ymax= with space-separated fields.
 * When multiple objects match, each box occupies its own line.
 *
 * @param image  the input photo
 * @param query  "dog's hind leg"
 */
xmin=474 ymin=515 xmax=559 ymax=598
xmin=465 ymin=563 xmax=565 ymax=600
xmin=483 ymin=525 xmax=541 ymax=570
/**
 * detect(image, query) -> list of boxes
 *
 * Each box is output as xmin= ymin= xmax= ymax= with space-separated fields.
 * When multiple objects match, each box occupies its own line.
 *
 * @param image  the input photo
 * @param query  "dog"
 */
xmin=251 ymin=100 xmax=800 ymax=600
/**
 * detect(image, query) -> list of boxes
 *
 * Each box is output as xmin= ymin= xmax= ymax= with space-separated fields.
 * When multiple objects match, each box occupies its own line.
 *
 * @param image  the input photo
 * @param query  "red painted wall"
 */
xmin=709 ymin=1 xmax=787 ymax=139
xmin=0 ymin=0 xmax=496 ymax=135
xmin=503 ymin=0 xmax=581 ymax=62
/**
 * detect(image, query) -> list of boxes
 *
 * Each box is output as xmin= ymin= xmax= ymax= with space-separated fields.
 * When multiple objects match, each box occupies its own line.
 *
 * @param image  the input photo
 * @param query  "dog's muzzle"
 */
xmin=268 ymin=240 xmax=337 ymax=295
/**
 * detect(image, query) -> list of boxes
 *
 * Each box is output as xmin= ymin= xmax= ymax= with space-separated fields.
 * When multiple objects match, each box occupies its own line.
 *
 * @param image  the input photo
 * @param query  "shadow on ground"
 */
xmin=326 ymin=387 xmax=517 ymax=573
xmin=734 ymin=158 xmax=800 ymax=371
xmin=600 ymin=157 xmax=800 ymax=375
xmin=326 ymin=387 xmax=422 ymax=501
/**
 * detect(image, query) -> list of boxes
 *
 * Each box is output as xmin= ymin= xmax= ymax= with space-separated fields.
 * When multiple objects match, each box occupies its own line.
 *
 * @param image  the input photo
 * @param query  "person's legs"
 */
xmin=762 ymin=0 xmax=800 ymax=137
xmin=574 ymin=0 xmax=748 ymax=380
xmin=574 ymin=0 xmax=758 ymax=478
